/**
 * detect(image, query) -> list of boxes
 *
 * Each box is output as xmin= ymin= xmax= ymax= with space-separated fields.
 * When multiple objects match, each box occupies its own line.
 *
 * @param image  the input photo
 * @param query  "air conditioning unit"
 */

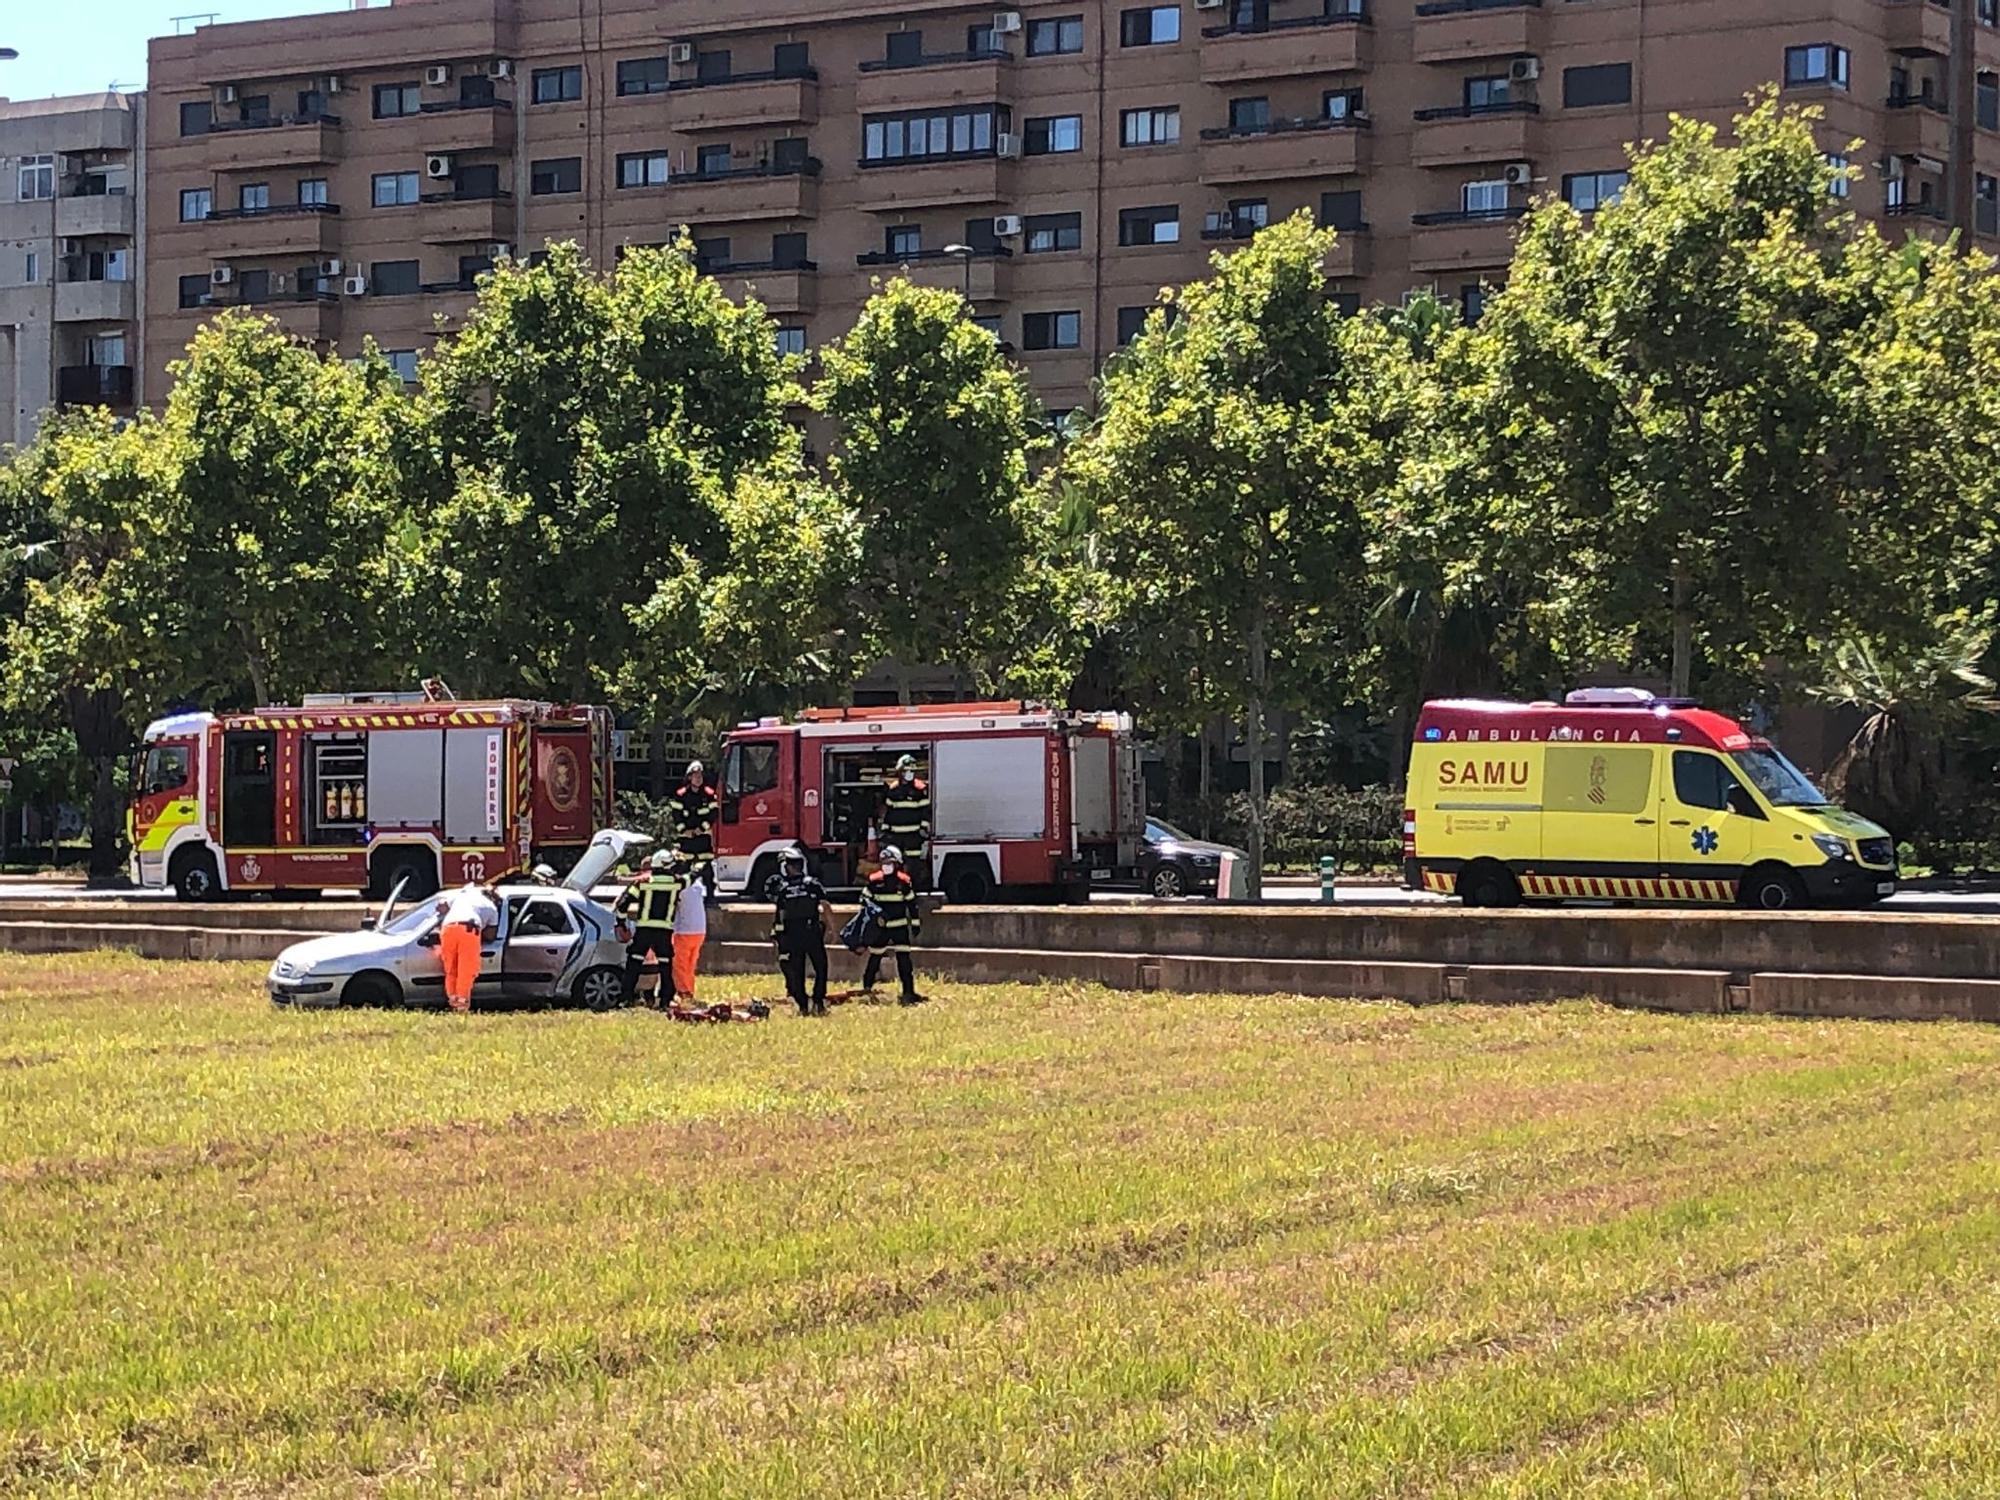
xmin=1502 ymin=161 xmax=1533 ymax=187
xmin=426 ymin=153 xmax=455 ymax=178
xmin=1508 ymin=56 xmax=1541 ymax=83
xmin=992 ymin=214 xmax=1023 ymax=237
xmin=342 ymin=273 xmax=368 ymax=296
xmin=59 ymin=237 xmax=81 ymax=256
xmin=318 ymin=256 xmax=343 ymax=277
xmin=217 ymin=84 xmax=238 ymax=104
xmin=210 ymin=265 xmax=235 ymax=286
xmin=1194 ymin=0 xmax=1225 ymax=9
xmin=488 ymin=58 xmax=514 ymax=79
xmin=669 ymin=41 xmax=696 ymax=64
xmin=991 ymin=10 xmax=1023 ymax=33
xmin=487 ymin=241 xmax=513 ymax=259
xmin=323 ymin=73 xmax=343 ymax=94
xmin=425 ymin=63 xmax=452 ymax=87
xmin=995 ymin=132 xmax=1023 ymax=158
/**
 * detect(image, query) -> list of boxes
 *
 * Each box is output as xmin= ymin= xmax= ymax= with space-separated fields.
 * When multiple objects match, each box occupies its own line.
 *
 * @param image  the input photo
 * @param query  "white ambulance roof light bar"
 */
xmin=1564 ymin=687 xmax=1657 ymax=706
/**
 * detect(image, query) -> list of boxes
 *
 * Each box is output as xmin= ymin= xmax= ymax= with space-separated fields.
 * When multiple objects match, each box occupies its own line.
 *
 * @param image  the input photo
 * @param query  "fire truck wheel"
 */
xmin=1458 ymin=862 xmax=1521 ymax=909
xmin=574 ymin=965 xmax=628 ymax=1012
xmin=371 ymin=850 xmax=439 ymax=902
xmin=170 ymin=849 xmax=221 ymax=903
xmin=942 ymin=857 xmax=994 ymax=905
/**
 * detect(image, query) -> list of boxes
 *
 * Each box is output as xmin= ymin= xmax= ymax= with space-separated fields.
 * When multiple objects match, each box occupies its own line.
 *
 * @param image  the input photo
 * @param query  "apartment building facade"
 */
xmin=144 ymin=0 xmax=2000 ymax=416
xmin=0 ymin=92 xmax=143 ymax=450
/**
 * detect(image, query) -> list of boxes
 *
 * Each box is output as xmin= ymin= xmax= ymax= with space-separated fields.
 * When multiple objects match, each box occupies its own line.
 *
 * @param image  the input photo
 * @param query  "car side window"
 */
xmin=514 ymin=900 xmax=573 ymax=938
xmin=1672 ymin=751 xmax=1748 ymax=812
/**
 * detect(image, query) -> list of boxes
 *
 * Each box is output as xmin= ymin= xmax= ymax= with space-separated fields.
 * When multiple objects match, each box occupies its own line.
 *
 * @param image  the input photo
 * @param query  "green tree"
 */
xmin=1068 ymin=214 xmax=1410 ymax=892
xmin=813 ymin=278 xmax=1045 ymax=694
xmin=0 ymin=410 xmax=190 ymax=876
xmin=165 ymin=312 xmax=408 ymax=704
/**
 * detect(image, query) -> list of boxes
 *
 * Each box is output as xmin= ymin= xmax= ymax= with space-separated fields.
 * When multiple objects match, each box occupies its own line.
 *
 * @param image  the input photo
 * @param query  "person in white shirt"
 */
xmin=669 ymin=854 xmax=708 ymax=1004
xmin=434 ymin=882 xmax=499 ymax=1013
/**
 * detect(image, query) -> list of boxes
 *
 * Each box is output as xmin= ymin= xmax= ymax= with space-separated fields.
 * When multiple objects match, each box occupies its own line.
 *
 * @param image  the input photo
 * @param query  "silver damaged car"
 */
xmin=267 ymin=829 xmax=650 ymax=1011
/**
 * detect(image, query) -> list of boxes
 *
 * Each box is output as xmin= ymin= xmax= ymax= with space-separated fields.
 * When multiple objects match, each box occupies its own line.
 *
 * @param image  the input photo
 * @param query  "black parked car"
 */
xmin=1139 ymin=818 xmax=1244 ymax=899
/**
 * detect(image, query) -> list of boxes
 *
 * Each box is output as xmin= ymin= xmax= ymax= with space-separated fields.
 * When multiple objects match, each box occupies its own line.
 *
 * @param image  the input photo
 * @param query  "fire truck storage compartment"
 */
xmin=306 ymin=735 xmax=368 ymax=844
xmin=222 ymin=730 xmax=276 ymax=847
xmin=365 ymin=729 xmax=445 ymax=829
xmin=934 ymin=737 xmax=1046 ymax=840
xmin=821 ymin=745 xmax=925 ymax=846
xmin=444 ymin=726 xmax=504 ymax=844
xmin=1072 ymin=737 xmax=1114 ymax=841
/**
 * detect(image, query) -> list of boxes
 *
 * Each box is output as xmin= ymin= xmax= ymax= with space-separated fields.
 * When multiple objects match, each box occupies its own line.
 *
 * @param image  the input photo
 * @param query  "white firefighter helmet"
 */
xmin=895 ymin=754 xmax=918 ymax=774
xmin=685 ymin=759 xmax=704 ymax=779
xmin=531 ymin=862 xmax=558 ymax=884
xmin=879 ymin=844 xmax=904 ymax=867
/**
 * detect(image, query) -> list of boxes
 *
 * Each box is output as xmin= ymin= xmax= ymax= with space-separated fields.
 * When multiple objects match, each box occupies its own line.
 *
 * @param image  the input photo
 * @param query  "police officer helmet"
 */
xmin=879 ymin=844 xmax=903 ymax=867
xmin=780 ymin=845 xmax=807 ymax=871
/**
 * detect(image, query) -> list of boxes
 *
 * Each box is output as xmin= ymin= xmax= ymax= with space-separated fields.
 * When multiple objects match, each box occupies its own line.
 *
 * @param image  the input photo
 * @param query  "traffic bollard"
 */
xmin=1319 ymin=855 xmax=1337 ymax=903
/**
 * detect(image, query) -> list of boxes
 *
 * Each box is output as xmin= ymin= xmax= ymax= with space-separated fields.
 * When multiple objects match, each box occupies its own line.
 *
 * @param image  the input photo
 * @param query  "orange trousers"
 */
xmin=441 ymin=921 xmax=482 ymax=1011
xmin=671 ymin=934 xmax=704 ymax=999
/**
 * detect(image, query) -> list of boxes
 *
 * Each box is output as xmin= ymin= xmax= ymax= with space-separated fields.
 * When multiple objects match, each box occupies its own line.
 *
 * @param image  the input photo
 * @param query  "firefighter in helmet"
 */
xmin=861 ymin=844 xmax=925 ymax=1005
xmin=880 ymin=754 xmax=931 ymax=890
xmin=615 ymin=849 xmax=695 ymax=1005
xmin=670 ymin=758 xmax=721 ymax=897
xmin=766 ymin=844 xmax=834 ymax=1016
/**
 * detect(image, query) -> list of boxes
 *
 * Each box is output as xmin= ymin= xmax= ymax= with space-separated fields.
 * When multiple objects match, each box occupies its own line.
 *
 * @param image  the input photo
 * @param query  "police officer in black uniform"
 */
xmin=765 ymin=844 xmax=833 ymax=1016
xmin=670 ymin=758 xmax=721 ymax=897
xmin=861 ymin=844 xmax=925 ymax=1005
xmin=880 ymin=754 xmax=931 ymax=890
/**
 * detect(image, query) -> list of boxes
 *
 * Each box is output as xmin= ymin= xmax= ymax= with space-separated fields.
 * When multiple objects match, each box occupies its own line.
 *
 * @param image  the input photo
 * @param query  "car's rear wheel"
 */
xmin=574 ymin=964 xmax=627 ymax=1012
xmin=1150 ymin=863 xmax=1188 ymax=900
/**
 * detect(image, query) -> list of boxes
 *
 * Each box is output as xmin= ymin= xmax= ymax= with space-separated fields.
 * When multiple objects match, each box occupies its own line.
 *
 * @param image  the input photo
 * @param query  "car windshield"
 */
xmin=1147 ymin=818 xmax=1190 ymax=842
xmin=381 ymin=904 xmax=439 ymax=937
xmin=1731 ymin=747 xmax=1828 ymax=808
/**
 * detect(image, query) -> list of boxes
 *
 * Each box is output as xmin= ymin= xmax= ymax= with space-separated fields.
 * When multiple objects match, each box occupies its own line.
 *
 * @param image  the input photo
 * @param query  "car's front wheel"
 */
xmin=1150 ymin=863 xmax=1188 ymax=900
xmin=574 ymin=965 xmax=627 ymax=1012
xmin=341 ymin=971 xmax=401 ymax=1008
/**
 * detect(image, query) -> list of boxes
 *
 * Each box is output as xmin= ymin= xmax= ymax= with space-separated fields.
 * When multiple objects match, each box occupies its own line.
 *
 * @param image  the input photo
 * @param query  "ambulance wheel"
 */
xmin=1458 ymin=862 xmax=1521 ymax=909
xmin=574 ymin=965 xmax=628 ymax=1012
xmin=170 ymin=849 xmax=221 ymax=903
xmin=1740 ymin=866 xmax=1807 ymax=912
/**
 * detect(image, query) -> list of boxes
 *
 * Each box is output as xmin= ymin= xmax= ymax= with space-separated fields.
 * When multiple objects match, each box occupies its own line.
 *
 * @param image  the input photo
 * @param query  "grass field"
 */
xmin=6 ymin=952 xmax=2000 ymax=1497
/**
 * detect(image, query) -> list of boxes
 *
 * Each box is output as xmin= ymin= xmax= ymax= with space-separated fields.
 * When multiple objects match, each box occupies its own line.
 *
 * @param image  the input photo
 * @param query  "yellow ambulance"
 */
xmin=1403 ymin=690 xmax=1897 ymax=910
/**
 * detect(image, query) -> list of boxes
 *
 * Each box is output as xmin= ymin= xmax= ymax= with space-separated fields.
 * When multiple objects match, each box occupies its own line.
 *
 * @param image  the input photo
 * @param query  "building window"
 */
xmin=690 ymin=143 xmax=729 ymax=176
xmin=1028 ymin=16 xmax=1085 ymax=54
xmin=1561 ymin=170 xmax=1628 ymax=212
xmin=862 ymin=106 xmax=1010 ymax=163
xmin=1460 ymin=284 xmax=1488 ymax=323
xmin=385 ymin=349 xmax=420 ymax=383
xmin=1229 ymin=96 xmax=1270 ymax=131
xmin=617 ymin=151 xmax=670 ymax=188
xmin=773 ymin=41 xmax=810 ymax=75
xmin=373 ymin=82 xmax=421 ymax=118
xmin=371 ymin=259 xmax=421 ymax=296
xmin=697 ymin=49 xmax=733 ymax=82
xmin=1462 ymin=180 xmax=1509 ymax=215
xmin=1230 ymin=198 xmax=1269 ymax=232
xmin=1116 ymin=305 xmax=1150 ymax=345
xmin=1022 ymin=310 xmax=1082 ymax=350
xmin=1464 ymin=75 xmax=1511 ymax=110
xmin=1783 ymin=43 xmax=1849 ymax=90
xmin=179 ymin=101 xmax=212 ymax=136
xmin=1324 ymin=89 xmax=1364 ymax=121
xmin=178 ymin=272 xmax=208 ymax=308
xmin=1025 ymin=212 xmax=1083 ymax=253
xmin=774 ymin=326 xmax=808 ymax=357
xmin=1120 ymin=105 xmax=1180 ymax=146
xmin=1331 ymin=291 xmax=1360 ymax=316
xmin=372 ymin=171 xmax=420 ymax=207
xmin=531 ymin=157 xmax=583 ymax=195
xmin=886 ymin=224 xmax=922 ymax=257
xmin=17 ymin=154 xmax=54 ymax=202
xmin=297 ymin=177 xmax=328 ymax=206
xmin=238 ymin=268 xmax=272 ymax=305
xmin=179 ymin=186 xmax=212 ymax=221
xmin=1024 ymin=115 xmax=1083 ymax=154
xmin=1119 ymin=204 xmax=1180 ymax=245
xmin=771 ymin=231 xmax=809 ymax=267
xmin=22 ymin=251 xmax=37 ymax=284
xmin=239 ymin=182 xmax=270 ymax=214
xmin=1321 ymin=189 xmax=1363 ymax=231
xmin=235 ymin=94 xmax=272 ymax=127
xmin=532 ymin=65 xmax=583 ymax=103
xmin=1826 ymin=153 xmax=1851 ymax=198
xmin=1979 ymin=174 xmax=1999 ymax=234
xmin=967 ymin=21 xmax=1004 ymax=52
xmin=617 ymin=56 xmax=670 ymax=95
xmin=1120 ymin=5 xmax=1180 ymax=45
xmin=1563 ymin=62 xmax=1632 ymax=108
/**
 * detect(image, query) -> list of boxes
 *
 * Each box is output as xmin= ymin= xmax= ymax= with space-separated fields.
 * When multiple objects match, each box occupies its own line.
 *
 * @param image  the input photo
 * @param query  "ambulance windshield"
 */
xmin=1731 ymin=748 xmax=1828 ymax=808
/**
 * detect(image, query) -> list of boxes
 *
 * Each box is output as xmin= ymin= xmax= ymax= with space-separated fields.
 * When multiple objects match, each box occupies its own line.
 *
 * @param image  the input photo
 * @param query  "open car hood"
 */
xmin=563 ymin=828 xmax=653 ymax=892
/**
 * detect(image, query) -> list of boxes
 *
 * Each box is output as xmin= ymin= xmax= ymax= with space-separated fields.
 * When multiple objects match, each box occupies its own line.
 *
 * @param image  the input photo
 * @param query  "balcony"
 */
xmin=1884 ymin=95 xmax=1952 ymax=161
xmin=57 ymin=364 xmax=135 ymax=407
xmin=853 ymin=153 xmax=1015 ymax=212
xmin=53 ymin=278 xmax=136 ymax=323
xmin=1412 ymin=0 xmax=1542 ymax=63
xmin=855 ymin=246 xmax=1011 ymax=302
xmin=669 ymin=161 xmax=822 ymax=222
xmin=260 ymin=295 xmax=341 ymax=344
xmin=202 ymin=202 xmax=341 ymax=257
xmin=1200 ymin=117 xmax=1369 ymax=184
xmin=1411 ymin=101 xmax=1539 ymax=167
xmin=667 ymin=70 xmax=819 ymax=133
xmin=203 ymin=113 xmax=341 ymax=171
xmin=1408 ymin=205 xmax=1525 ymax=272
xmin=418 ymin=99 xmax=515 ymax=154
xmin=1198 ymin=10 xmax=1372 ymax=85
xmin=418 ymin=189 xmax=513 ymax=244
xmin=856 ymin=49 xmax=1012 ymax=111
xmin=709 ymin=259 xmax=818 ymax=315
xmin=56 ymin=193 xmax=135 ymax=240
xmin=1325 ymin=229 xmax=1370 ymax=278
xmin=1887 ymin=0 xmax=1951 ymax=57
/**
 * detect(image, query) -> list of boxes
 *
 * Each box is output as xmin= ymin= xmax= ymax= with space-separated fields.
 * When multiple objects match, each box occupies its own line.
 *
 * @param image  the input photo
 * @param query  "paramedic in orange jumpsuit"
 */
xmin=435 ymin=882 xmax=499 ymax=1013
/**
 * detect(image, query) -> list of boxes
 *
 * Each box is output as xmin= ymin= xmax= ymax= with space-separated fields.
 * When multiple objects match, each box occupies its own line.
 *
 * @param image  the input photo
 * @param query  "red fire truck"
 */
xmin=713 ymin=701 xmax=1145 ymax=902
xmin=129 ymin=691 xmax=614 ymax=900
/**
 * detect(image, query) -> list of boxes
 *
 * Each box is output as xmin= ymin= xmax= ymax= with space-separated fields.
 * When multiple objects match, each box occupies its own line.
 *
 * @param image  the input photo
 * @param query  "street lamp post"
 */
xmin=941 ymin=242 xmax=975 ymax=305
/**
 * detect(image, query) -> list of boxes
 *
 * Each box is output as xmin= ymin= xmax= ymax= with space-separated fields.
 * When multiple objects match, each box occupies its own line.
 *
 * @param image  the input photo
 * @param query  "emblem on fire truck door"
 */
xmin=547 ymin=746 xmax=581 ymax=813
xmin=239 ymin=856 xmax=261 ymax=884
xmin=754 ymin=799 xmax=769 ymax=816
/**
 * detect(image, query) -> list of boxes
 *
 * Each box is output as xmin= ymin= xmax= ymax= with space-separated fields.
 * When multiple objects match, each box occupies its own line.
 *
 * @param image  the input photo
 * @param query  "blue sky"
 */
xmin=4 ymin=1 xmax=350 ymax=100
